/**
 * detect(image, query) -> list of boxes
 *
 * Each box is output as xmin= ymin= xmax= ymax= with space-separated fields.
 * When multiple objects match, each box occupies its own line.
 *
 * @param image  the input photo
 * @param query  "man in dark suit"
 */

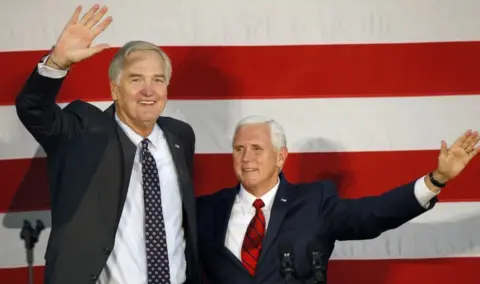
xmin=197 ymin=115 xmax=479 ymax=284
xmin=15 ymin=5 xmax=201 ymax=284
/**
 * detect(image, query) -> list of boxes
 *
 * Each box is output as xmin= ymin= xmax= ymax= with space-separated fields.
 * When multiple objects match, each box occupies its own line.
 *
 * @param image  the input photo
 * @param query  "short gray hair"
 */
xmin=233 ymin=115 xmax=287 ymax=150
xmin=108 ymin=40 xmax=172 ymax=85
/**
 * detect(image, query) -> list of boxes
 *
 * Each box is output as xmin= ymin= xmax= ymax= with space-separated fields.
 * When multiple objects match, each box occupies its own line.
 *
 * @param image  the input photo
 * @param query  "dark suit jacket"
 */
xmin=197 ymin=173 xmax=437 ymax=284
xmin=15 ymin=65 xmax=202 ymax=284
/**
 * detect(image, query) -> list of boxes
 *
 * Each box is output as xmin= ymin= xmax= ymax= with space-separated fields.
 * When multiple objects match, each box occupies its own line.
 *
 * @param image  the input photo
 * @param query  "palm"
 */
xmin=56 ymin=26 xmax=96 ymax=59
xmin=436 ymin=130 xmax=479 ymax=180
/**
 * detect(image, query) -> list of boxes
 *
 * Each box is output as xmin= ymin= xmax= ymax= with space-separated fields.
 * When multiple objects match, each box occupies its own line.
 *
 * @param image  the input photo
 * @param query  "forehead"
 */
xmin=123 ymin=50 xmax=165 ymax=72
xmin=233 ymin=123 xmax=271 ymax=145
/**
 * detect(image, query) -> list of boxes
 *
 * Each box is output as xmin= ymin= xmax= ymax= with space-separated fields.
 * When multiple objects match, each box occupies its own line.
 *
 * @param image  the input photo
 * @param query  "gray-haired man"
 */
xmin=15 ymin=5 xmax=200 ymax=284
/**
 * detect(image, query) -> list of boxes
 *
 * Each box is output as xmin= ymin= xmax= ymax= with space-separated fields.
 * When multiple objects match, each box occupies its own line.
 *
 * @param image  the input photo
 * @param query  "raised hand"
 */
xmin=433 ymin=129 xmax=479 ymax=183
xmin=48 ymin=4 xmax=113 ymax=69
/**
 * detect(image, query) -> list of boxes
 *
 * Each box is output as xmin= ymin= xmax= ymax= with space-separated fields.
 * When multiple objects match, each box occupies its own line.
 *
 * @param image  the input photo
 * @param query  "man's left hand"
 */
xmin=427 ymin=129 xmax=479 ymax=192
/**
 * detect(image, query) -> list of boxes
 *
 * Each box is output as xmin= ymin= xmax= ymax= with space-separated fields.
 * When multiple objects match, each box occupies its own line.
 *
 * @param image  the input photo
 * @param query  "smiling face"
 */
xmin=110 ymin=49 xmax=168 ymax=136
xmin=232 ymin=123 xmax=288 ymax=196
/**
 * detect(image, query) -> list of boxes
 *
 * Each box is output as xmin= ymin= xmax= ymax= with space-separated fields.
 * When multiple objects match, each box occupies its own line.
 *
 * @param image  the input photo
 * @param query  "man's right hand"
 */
xmin=47 ymin=4 xmax=113 ymax=70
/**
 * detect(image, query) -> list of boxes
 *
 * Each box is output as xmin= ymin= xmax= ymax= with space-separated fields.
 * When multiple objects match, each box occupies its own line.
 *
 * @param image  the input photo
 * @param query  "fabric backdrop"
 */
xmin=1 ymin=0 xmax=480 ymax=283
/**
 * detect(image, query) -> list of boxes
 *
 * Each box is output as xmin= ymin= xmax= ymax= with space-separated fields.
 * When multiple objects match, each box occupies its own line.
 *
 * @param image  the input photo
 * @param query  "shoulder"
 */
xmin=158 ymin=116 xmax=194 ymax=133
xmin=197 ymin=187 xmax=237 ymax=208
xmin=62 ymin=100 xmax=114 ymax=129
xmin=289 ymin=179 xmax=339 ymax=199
xmin=63 ymin=100 xmax=106 ymax=117
xmin=158 ymin=116 xmax=195 ymax=140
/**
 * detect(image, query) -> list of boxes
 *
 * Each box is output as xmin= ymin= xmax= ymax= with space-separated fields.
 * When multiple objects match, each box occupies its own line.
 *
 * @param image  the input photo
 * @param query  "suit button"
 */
xmin=89 ymin=274 xmax=97 ymax=281
xmin=103 ymin=247 xmax=110 ymax=254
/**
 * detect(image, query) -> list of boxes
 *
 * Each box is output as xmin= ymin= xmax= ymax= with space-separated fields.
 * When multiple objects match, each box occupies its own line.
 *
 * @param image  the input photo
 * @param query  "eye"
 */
xmin=233 ymin=146 xmax=243 ymax=152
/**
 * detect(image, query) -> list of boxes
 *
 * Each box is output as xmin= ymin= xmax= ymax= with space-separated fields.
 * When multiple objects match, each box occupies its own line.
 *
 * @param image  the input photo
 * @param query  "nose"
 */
xmin=140 ymin=82 xmax=155 ymax=96
xmin=241 ymin=148 xmax=254 ymax=162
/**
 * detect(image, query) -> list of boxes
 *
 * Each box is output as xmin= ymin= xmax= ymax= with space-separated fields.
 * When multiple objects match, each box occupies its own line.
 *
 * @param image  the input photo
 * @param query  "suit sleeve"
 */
xmin=321 ymin=179 xmax=437 ymax=241
xmin=15 ymin=62 xmax=84 ymax=155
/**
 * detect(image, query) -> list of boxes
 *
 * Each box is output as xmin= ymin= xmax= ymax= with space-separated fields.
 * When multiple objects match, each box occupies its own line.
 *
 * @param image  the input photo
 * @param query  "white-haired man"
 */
xmin=15 ymin=5 xmax=201 ymax=284
xmin=196 ymin=115 xmax=479 ymax=284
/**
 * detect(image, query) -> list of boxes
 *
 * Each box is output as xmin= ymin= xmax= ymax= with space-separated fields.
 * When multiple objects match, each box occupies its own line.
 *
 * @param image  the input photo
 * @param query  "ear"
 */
xmin=276 ymin=147 xmax=288 ymax=169
xmin=110 ymin=81 xmax=118 ymax=101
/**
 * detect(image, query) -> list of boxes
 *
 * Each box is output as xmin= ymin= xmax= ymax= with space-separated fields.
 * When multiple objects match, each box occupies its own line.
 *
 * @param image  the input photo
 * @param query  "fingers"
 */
xmin=67 ymin=5 xmax=83 ymax=25
xmin=451 ymin=130 xmax=470 ymax=149
xmin=92 ymin=16 xmax=113 ymax=37
xmin=460 ymin=129 xmax=474 ymax=147
xmin=85 ymin=6 xmax=109 ymax=29
xmin=464 ymin=130 xmax=480 ymax=153
xmin=73 ymin=4 xmax=112 ymax=38
xmin=78 ymin=4 xmax=101 ymax=26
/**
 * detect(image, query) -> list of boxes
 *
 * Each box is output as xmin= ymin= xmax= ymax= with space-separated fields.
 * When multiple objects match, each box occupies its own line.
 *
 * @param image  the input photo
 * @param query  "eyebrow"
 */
xmin=127 ymin=73 xmax=165 ymax=78
xmin=233 ymin=143 xmax=263 ymax=148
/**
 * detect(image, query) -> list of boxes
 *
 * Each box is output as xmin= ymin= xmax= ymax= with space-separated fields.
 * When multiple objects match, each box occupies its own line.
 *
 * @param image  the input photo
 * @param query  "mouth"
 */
xmin=242 ymin=168 xmax=258 ymax=173
xmin=139 ymin=100 xmax=156 ymax=105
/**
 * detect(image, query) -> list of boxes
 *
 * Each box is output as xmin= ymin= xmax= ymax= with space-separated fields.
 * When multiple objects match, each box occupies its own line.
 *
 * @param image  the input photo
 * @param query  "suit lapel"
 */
xmin=160 ymin=123 xmax=203 ymax=270
xmin=115 ymin=124 xmax=137 ymax=222
xmin=257 ymin=175 xmax=294 ymax=267
xmin=98 ymin=104 xmax=136 ymax=233
xmin=213 ymin=187 xmax=247 ymax=271
xmin=162 ymin=130 xmax=187 ymax=194
xmin=213 ymin=187 xmax=237 ymax=246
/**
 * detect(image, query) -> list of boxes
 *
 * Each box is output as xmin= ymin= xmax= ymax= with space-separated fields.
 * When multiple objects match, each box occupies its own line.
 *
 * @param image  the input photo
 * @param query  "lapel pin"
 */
xmin=281 ymin=198 xmax=287 ymax=202
xmin=175 ymin=144 xmax=180 ymax=148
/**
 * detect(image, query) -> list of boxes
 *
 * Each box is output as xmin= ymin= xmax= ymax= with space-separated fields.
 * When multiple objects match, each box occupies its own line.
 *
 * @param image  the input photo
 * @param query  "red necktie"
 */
xmin=241 ymin=199 xmax=266 ymax=275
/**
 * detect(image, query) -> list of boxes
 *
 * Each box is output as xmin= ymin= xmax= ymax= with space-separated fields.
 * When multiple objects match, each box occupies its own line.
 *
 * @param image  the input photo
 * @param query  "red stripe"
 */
xmin=2 ymin=41 xmax=480 ymax=105
xmin=327 ymin=257 xmax=480 ymax=284
xmin=1 ymin=257 xmax=479 ymax=284
xmin=2 ymin=150 xmax=479 ymax=212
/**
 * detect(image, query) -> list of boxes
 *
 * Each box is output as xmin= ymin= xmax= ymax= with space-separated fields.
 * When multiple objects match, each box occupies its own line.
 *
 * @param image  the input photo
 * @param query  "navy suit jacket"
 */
xmin=196 ymin=173 xmax=437 ymax=284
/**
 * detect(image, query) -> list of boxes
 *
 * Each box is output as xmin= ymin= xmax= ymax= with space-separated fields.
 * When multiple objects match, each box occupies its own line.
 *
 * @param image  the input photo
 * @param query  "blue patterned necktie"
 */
xmin=141 ymin=138 xmax=171 ymax=284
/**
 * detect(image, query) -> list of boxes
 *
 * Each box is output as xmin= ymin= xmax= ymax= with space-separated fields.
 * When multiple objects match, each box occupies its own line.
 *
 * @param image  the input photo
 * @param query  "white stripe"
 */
xmin=332 ymin=201 xmax=480 ymax=260
xmin=1 ymin=0 xmax=480 ymax=51
xmin=1 ymin=202 xmax=479 ymax=268
xmin=2 ymin=95 xmax=480 ymax=160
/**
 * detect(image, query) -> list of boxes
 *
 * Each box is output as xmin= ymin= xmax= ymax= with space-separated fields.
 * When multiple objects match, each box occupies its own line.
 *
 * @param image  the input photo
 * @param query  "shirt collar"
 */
xmin=238 ymin=178 xmax=280 ymax=209
xmin=115 ymin=113 xmax=163 ymax=148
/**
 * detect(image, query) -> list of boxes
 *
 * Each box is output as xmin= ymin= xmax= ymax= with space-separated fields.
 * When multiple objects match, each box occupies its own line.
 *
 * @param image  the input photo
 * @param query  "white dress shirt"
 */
xmin=225 ymin=176 xmax=439 ymax=259
xmin=37 ymin=60 xmax=186 ymax=284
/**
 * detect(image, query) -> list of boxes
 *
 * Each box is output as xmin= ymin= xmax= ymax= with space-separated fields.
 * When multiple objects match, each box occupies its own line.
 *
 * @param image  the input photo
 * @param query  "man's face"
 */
xmin=232 ymin=123 xmax=287 ymax=193
xmin=111 ymin=49 xmax=168 ymax=130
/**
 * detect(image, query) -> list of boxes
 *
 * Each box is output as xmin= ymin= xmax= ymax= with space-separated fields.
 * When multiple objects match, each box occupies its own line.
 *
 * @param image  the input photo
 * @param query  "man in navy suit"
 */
xmin=196 ymin=115 xmax=479 ymax=284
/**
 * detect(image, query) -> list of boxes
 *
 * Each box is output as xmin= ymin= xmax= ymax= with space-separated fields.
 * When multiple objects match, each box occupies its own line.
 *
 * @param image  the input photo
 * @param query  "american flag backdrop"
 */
xmin=1 ymin=0 xmax=480 ymax=283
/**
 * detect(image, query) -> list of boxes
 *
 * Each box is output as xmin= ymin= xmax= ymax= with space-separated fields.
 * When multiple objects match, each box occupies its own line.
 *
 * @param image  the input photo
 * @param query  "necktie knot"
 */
xmin=253 ymin=199 xmax=264 ymax=210
xmin=141 ymin=138 xmax=150 ymax=150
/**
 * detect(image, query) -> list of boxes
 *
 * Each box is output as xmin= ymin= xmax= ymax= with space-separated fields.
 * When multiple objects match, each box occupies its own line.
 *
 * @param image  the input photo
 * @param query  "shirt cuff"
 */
xmin=37 ymin=55 xmax=68 ymax=79
xmin=414 ymin=175 xmax=440 ymax=208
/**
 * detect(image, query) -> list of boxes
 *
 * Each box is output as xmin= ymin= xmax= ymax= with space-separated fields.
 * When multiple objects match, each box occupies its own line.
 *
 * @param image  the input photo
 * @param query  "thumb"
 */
xmin=439 ymin=140 xmax=448 ymax=156
xmin=87 ymin=43 xmax=110 ymax=56
xmin=72 ymin=44 xmax=110 ymax=62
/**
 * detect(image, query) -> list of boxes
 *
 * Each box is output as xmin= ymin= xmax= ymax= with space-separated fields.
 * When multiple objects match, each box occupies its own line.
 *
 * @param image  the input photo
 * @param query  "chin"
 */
xmin=240 ymin=177 xmax=260 ymax=188
xmin=138 ymin=112 xmax=160 ymax=122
